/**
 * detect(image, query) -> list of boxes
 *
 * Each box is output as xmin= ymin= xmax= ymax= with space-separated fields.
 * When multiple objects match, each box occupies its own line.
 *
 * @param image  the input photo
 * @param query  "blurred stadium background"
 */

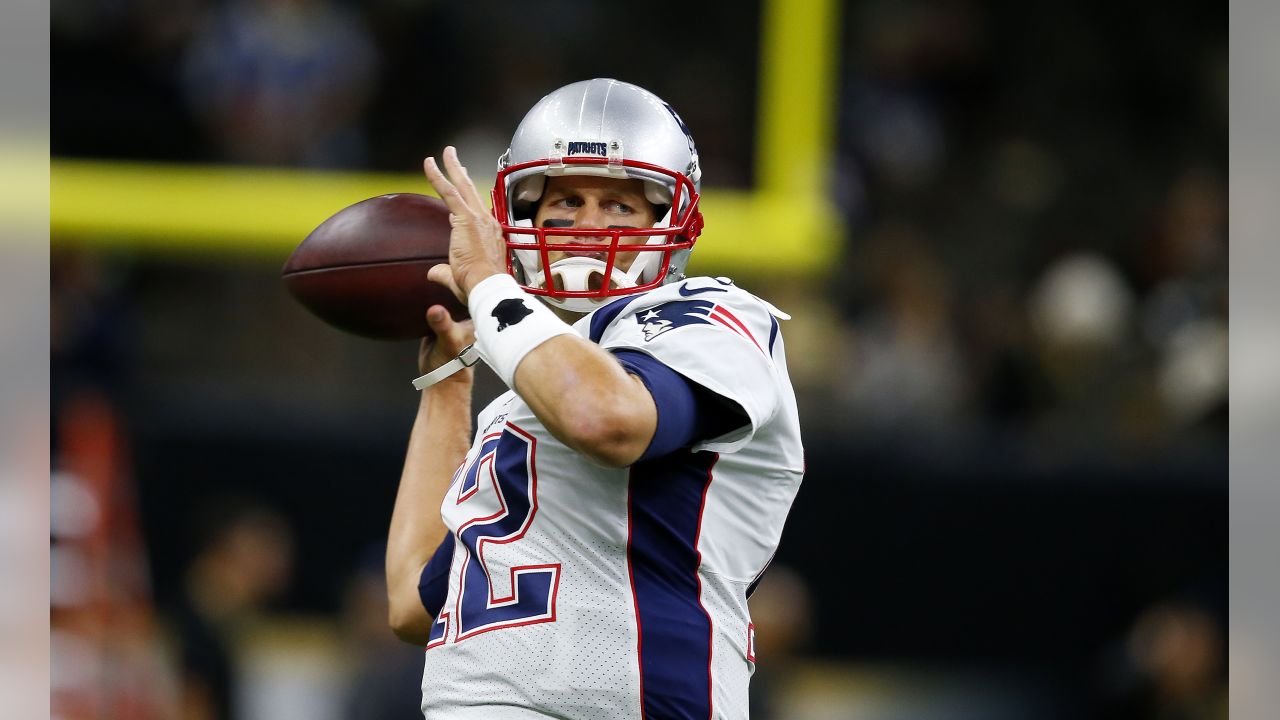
xmin=50 ymin=0 xmax=1226 ymax=718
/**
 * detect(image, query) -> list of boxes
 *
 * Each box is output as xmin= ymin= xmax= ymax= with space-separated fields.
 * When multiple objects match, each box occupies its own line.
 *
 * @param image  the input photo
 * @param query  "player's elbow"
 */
xmin=563 ymin=408 xmax=649 ymax=468
xmin=387 ymin=592 xmax=432 ymax=645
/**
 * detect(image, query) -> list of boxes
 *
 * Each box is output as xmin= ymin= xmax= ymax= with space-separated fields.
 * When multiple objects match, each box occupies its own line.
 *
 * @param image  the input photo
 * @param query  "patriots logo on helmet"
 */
xmin=635 ymin=300 xmax=765 ymax=352
xmin=567 ymin=141 xmax=609 ymax=156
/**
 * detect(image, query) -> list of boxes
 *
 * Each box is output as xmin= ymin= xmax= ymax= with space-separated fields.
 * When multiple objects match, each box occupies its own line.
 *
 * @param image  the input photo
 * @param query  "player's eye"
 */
xmin=606 ymin=200 xmax=636 ymax=214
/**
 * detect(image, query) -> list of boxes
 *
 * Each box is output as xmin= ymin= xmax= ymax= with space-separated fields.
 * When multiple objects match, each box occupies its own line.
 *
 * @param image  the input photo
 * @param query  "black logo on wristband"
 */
xmin=493 ymin=299 xmax=533 ymax=331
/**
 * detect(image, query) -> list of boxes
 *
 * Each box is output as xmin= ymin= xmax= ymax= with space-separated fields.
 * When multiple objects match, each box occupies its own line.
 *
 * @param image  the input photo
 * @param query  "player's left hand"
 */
xmin=423 ymin=146 xmax=508 ymax=304
xmin=417 ymin=304 xmax=476 ymax=384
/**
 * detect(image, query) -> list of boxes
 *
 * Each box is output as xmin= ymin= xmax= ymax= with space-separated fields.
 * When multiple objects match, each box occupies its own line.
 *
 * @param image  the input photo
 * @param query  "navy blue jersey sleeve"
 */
xmin=612 ymin=349 xmax=748 ymax=461
xmin=417 ymin=534 xmax=454 ymax=617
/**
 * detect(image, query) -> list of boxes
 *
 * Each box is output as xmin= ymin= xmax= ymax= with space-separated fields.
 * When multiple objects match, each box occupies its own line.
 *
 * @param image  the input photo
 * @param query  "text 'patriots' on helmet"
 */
xmin=492 ymin=79 xmax=705 ymax=313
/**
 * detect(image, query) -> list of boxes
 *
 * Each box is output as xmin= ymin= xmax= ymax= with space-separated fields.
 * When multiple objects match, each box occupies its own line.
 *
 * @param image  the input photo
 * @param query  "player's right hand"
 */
xmin=418 ymin=305 xmax=476 ymax=382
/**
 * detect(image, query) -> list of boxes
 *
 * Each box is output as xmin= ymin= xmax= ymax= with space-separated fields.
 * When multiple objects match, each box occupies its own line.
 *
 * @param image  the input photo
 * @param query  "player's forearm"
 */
xmin=386 ymin=376 xmax=473 ymax=639
xmin=513 ymin=335 xmax=656 ymax=467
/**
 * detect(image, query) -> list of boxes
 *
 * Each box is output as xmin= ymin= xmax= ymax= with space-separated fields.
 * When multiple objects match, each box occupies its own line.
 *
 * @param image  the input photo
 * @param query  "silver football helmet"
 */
xmin=492 ymin=79 xmax=704 ymax=313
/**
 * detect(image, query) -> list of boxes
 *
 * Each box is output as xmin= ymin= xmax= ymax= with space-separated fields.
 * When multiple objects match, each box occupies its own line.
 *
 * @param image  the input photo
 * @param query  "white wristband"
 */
xmin=468 ymin=274 xmax=575 ymax=387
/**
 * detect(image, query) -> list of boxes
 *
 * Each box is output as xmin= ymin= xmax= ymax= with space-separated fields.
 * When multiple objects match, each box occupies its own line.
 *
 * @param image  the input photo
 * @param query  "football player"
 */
xmin=385 ymin=79 xmax=804 ymax=719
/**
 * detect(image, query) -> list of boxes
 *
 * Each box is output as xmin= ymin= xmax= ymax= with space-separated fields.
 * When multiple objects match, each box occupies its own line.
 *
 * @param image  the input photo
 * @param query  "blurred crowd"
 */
xmin=51 ymin=0 xmax=756 ymax=181
xmin=821 ymin=0 xmax=1225 ymax=459
xmin=52 ymin=0 xmax=1225 ymax=718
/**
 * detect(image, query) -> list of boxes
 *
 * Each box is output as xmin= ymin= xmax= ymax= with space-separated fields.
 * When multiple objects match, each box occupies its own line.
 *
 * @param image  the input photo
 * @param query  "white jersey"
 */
xmin=420 ymin=277 xmax=805 ymax=719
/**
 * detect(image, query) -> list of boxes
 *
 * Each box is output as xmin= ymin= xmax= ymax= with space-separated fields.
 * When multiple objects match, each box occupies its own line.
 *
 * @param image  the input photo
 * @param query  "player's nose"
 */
xmin=570 ymin=205 xmax=613 ymax=245
xmin=577 ymin=204 xmax=609 ymax=236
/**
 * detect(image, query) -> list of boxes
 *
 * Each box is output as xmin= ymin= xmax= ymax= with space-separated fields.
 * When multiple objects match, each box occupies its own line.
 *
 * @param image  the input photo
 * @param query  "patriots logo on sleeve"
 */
xmin=635 ymin=300 xmax=764 ymax=352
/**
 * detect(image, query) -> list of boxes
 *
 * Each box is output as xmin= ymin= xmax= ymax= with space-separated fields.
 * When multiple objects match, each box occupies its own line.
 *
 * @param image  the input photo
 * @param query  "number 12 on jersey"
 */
xmin=429 ymin=424 xmax=560 ymax=648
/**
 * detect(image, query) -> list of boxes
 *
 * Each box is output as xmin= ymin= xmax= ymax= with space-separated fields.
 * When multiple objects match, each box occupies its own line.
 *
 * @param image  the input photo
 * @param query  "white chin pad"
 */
xmin=528 ymin=256 xmax=640 ymax=296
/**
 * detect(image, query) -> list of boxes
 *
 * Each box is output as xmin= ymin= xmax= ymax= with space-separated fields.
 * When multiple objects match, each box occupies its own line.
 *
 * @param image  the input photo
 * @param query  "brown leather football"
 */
xmin=282 ymin=193 xmax=467 ymax=340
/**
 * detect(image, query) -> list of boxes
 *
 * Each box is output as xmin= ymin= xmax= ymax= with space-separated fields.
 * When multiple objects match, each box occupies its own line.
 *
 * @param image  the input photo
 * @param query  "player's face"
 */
xmin=533 ymin=175 xmax=658 ymax=270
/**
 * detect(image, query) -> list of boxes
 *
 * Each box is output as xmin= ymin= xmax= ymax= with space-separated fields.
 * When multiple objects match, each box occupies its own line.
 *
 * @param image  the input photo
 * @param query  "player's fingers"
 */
xmin=443 ymin=146 xmax=488 ymax=214
xmin=423 ymin=157 xmax=471 ymax=217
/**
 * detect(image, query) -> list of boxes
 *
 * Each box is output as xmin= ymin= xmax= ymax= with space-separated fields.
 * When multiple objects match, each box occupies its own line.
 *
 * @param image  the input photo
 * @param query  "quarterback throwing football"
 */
xmin=385 ymin=79 xmax=805 ymax=719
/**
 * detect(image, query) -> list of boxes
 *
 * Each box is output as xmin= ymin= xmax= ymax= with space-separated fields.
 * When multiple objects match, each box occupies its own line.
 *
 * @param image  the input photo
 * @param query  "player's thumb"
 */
xmin=427 ymin=263 xmax=465 ymax=303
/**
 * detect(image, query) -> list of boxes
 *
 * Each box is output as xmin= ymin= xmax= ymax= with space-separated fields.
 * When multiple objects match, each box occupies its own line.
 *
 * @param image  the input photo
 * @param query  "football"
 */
xmin=282 ymin=193 xmax=467 ymax=340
